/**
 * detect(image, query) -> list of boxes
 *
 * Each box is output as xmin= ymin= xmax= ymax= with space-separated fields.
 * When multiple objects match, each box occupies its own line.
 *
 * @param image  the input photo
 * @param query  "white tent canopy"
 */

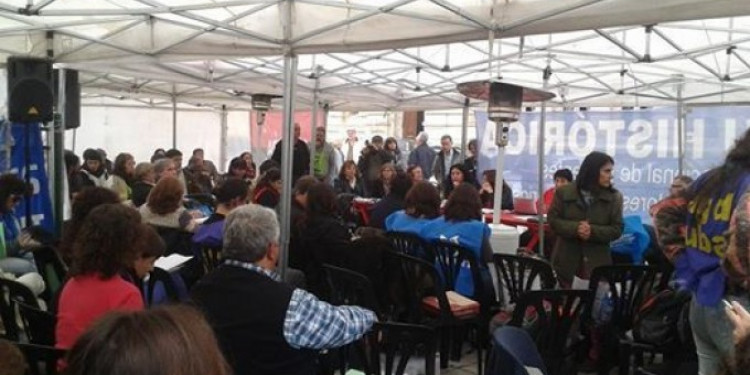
xmin=0 ymin=1 xmax=749 ymax=110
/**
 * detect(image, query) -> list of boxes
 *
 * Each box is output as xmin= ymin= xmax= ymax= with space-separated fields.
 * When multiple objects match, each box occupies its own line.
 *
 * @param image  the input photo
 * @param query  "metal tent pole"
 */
xmin=493 ymin=123 xmax=506 ymax=225
xmin=172 ymin=85 xmax=177 ymax=149
xmin=460 ymin=98 xmax=469 ymax=162
xmin=278 ymin=53 xmax=298 ymax=279
xmin=310 ymin=66 xmax=321 ymax=177
xmin=219 ymin=105 xmax=228 ymax=173
xmin=537 ymin=65 xmax=552 ymax=256
xmin=53 ymin=69 xmax=66 ymax=237
xmin=676 ymin=77 xmax=685 ymax=175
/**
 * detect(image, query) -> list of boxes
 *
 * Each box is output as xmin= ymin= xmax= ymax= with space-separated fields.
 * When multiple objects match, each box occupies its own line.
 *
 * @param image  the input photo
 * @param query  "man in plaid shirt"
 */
xmin=191 ymin=204 xmax=376 ymax=375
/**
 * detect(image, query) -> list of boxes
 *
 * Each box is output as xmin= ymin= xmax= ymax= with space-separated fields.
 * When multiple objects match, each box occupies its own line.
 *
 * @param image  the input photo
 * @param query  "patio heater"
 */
xmin=457 ymin=81 xmax=554 ymax=224
xmin=251 ymin=94 xmax=280 ymax=126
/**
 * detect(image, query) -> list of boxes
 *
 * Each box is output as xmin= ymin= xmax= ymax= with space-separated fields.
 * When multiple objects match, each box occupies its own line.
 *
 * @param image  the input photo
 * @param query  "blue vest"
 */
xmin=678 ymin=171 xmax=750 ymax=306
xmin=420 ymin=217 xmax=490 ymax=297
xmin=384 ymin=211 xmax=432 ymax=235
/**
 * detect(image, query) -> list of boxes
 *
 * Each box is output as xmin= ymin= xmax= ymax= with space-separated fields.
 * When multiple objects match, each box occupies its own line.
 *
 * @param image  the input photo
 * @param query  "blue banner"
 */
xmin=9 ymin=122 xmax=53 ymax=231
xmin=475 ymin=107 xmax=750 ymax=222
xmin=0 ymin=120 xmax=11 ymax=172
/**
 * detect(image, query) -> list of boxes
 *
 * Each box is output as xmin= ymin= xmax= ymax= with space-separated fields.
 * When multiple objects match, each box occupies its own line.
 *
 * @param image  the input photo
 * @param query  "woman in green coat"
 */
xmin=548 ymin=151 xmax=624 ymax=287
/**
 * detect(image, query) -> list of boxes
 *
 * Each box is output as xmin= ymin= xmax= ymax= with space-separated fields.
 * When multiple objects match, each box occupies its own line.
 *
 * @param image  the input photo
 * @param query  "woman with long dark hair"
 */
xmin=370 ymin=162 xmax=396 ymax=199
xmin=443 ymin=163 xmax=477 ymax=198
xmin=111 ymin=153 xmax=135 ymax=201
xmin=680 ymin=129 xmax=750 ymax=375
xmin=385 ymin=137 xmax=405 ymax=169
xmin=334 ymin=160 xmax=364 ymax=196
xmin=295 ymin=182 xmax=352 ymax=294
xmin=548 ymin=151 xmax=623 ymax=287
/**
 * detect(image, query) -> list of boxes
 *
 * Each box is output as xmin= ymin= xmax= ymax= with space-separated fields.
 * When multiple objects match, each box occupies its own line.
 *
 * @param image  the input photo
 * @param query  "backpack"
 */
xmin=632 ymin=288 xmax=693 ymax=350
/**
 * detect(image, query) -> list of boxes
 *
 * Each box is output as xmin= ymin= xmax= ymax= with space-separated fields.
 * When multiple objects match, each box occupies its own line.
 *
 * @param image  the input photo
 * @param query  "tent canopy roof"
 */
xmin=1 ymin=0 xmax=750 ymax=110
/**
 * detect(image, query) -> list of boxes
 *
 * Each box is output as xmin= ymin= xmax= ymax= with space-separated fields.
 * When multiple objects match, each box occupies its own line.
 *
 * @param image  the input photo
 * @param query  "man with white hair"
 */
xmin=191 ymin=204 xmax=376 ymax=375
xmin=407 ymin=131 xmax=437 ymax=180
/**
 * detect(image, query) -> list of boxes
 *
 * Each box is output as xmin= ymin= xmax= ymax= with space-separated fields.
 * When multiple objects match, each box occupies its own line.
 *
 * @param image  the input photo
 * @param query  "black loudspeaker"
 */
xmin=416 ymin=110 xmax=425 ymax=133
xmin=7 ymin=57 xmax=54 ymax=123
xmin=53 ymin=69 xmax=80 ymax=129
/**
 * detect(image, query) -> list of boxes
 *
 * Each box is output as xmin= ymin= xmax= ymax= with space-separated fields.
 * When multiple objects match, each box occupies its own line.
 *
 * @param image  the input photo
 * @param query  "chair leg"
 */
xmin=476 ymin=342 xmax=483 ymax=375
xmin=619 ymin=341 xmax=631 ymax=375
xmin=451 ymin=326 xmax=465 ymax=362
xmin=440 ymin=327 xmax=450 ymax=369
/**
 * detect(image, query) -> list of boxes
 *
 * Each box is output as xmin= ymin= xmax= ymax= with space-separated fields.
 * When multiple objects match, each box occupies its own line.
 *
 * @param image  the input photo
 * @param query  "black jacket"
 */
xmin=272 ymin=139 xmax=310 ymax=185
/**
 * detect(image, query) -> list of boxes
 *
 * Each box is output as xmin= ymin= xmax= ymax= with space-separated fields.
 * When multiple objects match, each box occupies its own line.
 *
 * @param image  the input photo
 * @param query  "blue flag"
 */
xmin=8 ymin=122 xmax=54 ymax=232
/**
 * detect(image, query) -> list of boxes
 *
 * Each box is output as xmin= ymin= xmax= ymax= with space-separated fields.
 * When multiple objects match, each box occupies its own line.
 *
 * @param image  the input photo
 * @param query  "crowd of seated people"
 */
xmin=5 ymin=136 xmax=651 ymax=375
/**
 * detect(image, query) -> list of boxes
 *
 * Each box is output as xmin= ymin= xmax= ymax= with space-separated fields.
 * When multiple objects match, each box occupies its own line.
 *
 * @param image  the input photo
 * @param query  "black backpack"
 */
xmin=632 ymin=288 xmax=694 ymax=350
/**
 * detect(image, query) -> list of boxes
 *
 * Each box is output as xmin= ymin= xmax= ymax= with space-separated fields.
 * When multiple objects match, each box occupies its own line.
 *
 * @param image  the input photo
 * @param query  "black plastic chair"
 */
xmin=200 ymin=246 xmax=222 ymax=274
xmin=16 ymin=342 xmax=67 ymax=375
xmin=366 ymin=322 xmax=438 ymax=375
xmin=152 ymin=225 xmax=194 ymax=256
xmin=17 ymin=301 xmax=55 ymax=345
xmin=509 ymin=289 xmax=592 ymax=375
xmin=386 ymin=231 xmax=431 ymax=259
xmin=587 ymin=265 xmax=658 ymax=375
xmin=492 ymin=254 xmax=556 ymax=306
xmin=382 ymin=250 xmax=452 ymax=324
xmin=383 ymin=250 xmax=479 ymax=372
xmin=429 ymin=241 xmax=492 ymax=373
xmin=32 ymin=246 xmax=68 ymax=305
xmin=486 ymin=326 xmax=548 ymax=375
xmin=0 ymin=278 xmax=40 ymax=341
xmin=323 ymin=264 xmax=379 ymax=312
xmin=320 ymin=264 xmax=380 ymax=375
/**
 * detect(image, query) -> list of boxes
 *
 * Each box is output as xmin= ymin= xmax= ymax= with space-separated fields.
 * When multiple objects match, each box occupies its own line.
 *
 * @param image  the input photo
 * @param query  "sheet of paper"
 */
xmin=154 ymin=254 xmax=193 ymax=271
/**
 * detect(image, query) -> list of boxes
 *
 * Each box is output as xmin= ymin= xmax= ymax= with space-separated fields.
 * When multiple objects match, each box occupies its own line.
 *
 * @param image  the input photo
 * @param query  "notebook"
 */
xmin=154 ymin=254 xmax=193 ymax=271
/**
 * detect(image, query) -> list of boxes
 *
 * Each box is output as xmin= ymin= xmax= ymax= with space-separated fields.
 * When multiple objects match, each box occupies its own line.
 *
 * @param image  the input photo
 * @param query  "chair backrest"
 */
xmin=382 ymin=250 xmax=450 ymax=323
xmin=0 ymin=278 xmax=40 ymax=341
xmin=143 ymin=267 xmax=181 ymax=306
xmin=322 ymin=264 xmax=379 ymax=313
xmin=16 ymin=342 xmax=67 ymax=375
xmin=386 ymin=231 xmax=431 ymax=258
xmin=428 ymin=241 xmax=492 ymax=306
xmin=588 ymin=265 xmax=658 ymax=331
xmin=509 ymin=289 xmax=592 ymax=375
xmin=152 ymin=225 xmax=194 ymax=256
xmin=17 ymin=301 xmax=56 ymax=345
xmin=366 ymin=322 xmax=437 ymax=375
xmin=201 ymin=246 xmax=222 ymax=274
xmin=492 ymin=254 xmax=556 ymax=305
xmin=486 ymin=326 xmax=548 ymax=375
xmin=32 ymin=247 xmax=68 ymax=304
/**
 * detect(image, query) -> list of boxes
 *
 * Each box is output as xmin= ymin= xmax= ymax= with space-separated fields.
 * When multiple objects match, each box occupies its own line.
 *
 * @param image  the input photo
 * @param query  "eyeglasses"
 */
xmin=10 ymin=194 xmax=22 ymax=203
